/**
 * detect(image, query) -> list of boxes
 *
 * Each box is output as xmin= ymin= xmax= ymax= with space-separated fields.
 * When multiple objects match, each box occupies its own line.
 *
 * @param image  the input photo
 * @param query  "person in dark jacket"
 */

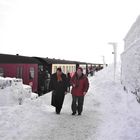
xmin=49 ymin=68 xmax=67 ymax=114
xmin=67 ymin=72 xmax=71 ymax=92
xmin=71 ymin=67 xmax=89 ymax=115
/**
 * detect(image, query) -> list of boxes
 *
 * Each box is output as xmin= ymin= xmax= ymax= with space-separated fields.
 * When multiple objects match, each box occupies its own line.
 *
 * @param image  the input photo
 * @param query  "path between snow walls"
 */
xmin=0 ymin=76 xmax=103 ymax=140
xmin=1 ymin=64 xmax=140 ymax=140
xmin=0 ymin=85 xmax=102 ymax=140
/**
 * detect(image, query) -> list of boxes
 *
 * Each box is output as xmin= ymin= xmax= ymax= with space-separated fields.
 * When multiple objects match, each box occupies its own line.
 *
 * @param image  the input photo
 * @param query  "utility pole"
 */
xmin=108 ymin=42 xmax=117 ymax=82
xmin=102 ymin=56 xmax=106 ymax=68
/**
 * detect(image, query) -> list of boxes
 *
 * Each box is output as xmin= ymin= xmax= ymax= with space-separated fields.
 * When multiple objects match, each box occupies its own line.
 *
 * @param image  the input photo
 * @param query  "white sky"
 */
xmin=0 ymin=0 xmax=140 ymax=64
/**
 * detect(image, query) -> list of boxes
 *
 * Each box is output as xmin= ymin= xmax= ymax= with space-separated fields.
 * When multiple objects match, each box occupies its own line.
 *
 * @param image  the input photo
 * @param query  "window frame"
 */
xmin=0 ymin=67 xmax=4 ymax=77
xmin=29 ymin=67 xmax=35 ymax=80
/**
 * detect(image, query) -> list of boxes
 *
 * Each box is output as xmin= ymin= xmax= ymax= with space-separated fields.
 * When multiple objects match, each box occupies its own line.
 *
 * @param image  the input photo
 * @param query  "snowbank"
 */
xmin=121 ymin=15 xmax=140 ymax=98
xmin=89 ymin=64 xmax=140 ymax=140
xmin=121 ymin=39 xmax=140 ymax=93
xmin=0 ymin=77 xmax=38 ymax=106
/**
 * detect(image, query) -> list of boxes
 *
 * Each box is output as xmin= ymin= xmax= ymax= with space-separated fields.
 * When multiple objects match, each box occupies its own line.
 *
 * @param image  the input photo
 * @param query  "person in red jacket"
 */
xmin=71 ymin=67 xmax=89 ymax=115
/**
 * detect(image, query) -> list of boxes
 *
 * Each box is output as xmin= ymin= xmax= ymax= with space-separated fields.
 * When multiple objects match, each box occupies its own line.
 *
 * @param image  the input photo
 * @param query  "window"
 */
xmin=72 ymin=66 xmax=75 ymax=72
xmin=54 ymin=66 xmax=57 ymax=73
xmin=74 ymin=66 xmax=76 ymax=72
xmin=69 ymin=66 xmax=72 ymax=72
xmin=39 ymin=65 xmax=43 ymax=72
xmin=0 ymin=68 xmax=4 ymax=77
xmin=17 ymin=67 xmax=23 ymax=78
xmin=29 ymin=67 xmax=35 ymax=79
xmin=63 ymin=66 xmax=65 ymax=73
xmin=66 ymin=66 xmax=68 ymax=73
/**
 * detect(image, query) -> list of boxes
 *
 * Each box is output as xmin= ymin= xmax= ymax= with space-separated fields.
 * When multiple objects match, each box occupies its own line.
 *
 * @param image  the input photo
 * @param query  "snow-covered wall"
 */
xmin=0 ymin=77 xmax=38 ymax=106
xmin=124 ymin=15 xmax=140 ymax=50
xmin=121 ymin=15 xmax=140 ymax=93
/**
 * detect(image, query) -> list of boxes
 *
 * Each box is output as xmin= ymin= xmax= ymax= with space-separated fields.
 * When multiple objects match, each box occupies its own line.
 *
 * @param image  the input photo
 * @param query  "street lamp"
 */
xmin=102 ymin=55 xmax=106 ymax=68
xmin=108 ymin=42 xmax=117 ymax=82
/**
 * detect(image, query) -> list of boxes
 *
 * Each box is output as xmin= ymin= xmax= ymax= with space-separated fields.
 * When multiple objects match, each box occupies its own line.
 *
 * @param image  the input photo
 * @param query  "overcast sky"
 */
xmin=0 ymin=0 xmax=140 ymax=64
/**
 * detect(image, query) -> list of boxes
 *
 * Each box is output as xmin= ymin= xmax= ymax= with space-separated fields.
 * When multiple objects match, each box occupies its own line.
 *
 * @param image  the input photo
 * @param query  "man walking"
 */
xmin=71 ymin=67 xmax=89 ymax=115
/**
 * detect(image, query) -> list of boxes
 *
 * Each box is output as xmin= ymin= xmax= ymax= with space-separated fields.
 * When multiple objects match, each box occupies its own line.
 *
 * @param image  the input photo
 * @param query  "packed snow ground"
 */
xmin=1 ymin=64 xmax=140 ymax=140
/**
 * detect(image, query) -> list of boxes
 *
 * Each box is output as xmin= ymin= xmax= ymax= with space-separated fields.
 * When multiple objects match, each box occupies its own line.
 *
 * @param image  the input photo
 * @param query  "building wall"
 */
xmin=121 ymin=15 xmax=140 ymax=92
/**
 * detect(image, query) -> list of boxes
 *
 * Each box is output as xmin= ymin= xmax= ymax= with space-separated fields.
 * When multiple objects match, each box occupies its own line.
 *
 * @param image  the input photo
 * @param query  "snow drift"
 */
xmin=0 ymin=77 xmax=38 ymax=106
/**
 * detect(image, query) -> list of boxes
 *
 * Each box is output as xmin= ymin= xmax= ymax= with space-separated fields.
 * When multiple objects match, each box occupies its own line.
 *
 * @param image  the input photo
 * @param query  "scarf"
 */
xmin=57 ymin=74 xmax=62 ymax=82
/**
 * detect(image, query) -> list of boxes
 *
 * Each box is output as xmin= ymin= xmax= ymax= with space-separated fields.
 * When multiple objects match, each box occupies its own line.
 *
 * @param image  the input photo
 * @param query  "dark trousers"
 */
xmin=55 ymin=94 xmax=65 ymax=113
xmin=71 ymin=95 xmax=84 ymax=114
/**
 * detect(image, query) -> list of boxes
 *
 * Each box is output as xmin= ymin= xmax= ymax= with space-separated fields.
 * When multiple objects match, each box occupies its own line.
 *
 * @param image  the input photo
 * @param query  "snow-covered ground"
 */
xmin=1 ymin=64 xmax=140 ymax=140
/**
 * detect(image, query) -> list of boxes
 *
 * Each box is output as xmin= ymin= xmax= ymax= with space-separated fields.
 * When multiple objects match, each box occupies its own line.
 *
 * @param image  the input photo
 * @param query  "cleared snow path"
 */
xmin=0 ymin=91 xmax=102 ymax=140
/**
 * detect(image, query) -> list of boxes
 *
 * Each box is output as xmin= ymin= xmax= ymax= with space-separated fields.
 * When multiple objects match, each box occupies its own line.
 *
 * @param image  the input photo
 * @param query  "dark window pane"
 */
xmin=0 ymin=68 xmax=4 ymax=77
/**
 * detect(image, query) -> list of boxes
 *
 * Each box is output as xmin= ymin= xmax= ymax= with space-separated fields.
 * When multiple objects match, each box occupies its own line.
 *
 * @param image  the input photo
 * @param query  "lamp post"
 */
xmin=108 ymin=42 xmax=117 ymax=82
xmin=102 ymin=55 xmax=106 ymax=68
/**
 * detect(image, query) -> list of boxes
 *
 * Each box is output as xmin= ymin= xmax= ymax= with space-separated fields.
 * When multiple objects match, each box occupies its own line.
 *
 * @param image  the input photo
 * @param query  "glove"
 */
xmin=83 ymin=92 xmax=86 ymax=95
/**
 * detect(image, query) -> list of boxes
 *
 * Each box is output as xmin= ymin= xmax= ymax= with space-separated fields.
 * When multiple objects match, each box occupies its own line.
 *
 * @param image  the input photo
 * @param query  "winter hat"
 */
xmin=77 ymin=67 xmax=83 ymax=72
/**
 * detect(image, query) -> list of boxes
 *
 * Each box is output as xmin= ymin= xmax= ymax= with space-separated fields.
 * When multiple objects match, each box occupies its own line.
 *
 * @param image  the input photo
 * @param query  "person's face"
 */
xmin=57 ymin=70 xmax=62 ymax=75
xmin=77 ymin=69 xmax=82 ymax=77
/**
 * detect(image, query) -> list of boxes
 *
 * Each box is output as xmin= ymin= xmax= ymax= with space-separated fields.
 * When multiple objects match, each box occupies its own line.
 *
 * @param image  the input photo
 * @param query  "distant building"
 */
xmin=121 ymin=15 xmax=140 ymax=93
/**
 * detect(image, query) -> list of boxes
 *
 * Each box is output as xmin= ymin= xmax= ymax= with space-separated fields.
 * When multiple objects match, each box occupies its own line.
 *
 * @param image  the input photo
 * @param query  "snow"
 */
xmin=1 ymin=64 xmax=140 ymax=140
xmin=124 ymin=15 xmax=140 ymax=50
xmin=121 ymin=15 xmax=140 ymax=96
xmin=121 ymin=39 xmax=140 ymax=93
xmin=0 ymin=77 xmax=38 ymax=106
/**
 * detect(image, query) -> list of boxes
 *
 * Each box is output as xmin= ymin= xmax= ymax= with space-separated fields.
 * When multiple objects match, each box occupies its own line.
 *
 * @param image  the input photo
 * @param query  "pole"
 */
xmin=108 ymin=42 xmax=117 ymax=82
xmin=102 ymin=56 xmax=106 ymax=68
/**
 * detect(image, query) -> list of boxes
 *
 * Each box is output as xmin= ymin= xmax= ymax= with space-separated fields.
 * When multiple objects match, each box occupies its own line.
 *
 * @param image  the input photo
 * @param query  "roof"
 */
xmin=37 ymin=57 xmax=79 ymax=64
xmin=34 ymin=57 xmax=103 ymax=65
xmin=0 ymin=54 xmax=41 ymax=64
xmin=0 ymin=54 xmax=103 ymax=65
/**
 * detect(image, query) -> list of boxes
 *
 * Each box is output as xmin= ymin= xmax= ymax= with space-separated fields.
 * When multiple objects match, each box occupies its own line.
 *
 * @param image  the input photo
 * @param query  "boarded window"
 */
xmin=0 ymin=68 xmax=4 ymax=77
xmin=29 ymin=67 xmax=35 ymax=79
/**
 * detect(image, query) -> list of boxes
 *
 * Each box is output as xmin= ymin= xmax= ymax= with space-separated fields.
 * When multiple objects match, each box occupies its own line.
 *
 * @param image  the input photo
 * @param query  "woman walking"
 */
xmin=49 ymin=68 xmax=67 ymax=114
